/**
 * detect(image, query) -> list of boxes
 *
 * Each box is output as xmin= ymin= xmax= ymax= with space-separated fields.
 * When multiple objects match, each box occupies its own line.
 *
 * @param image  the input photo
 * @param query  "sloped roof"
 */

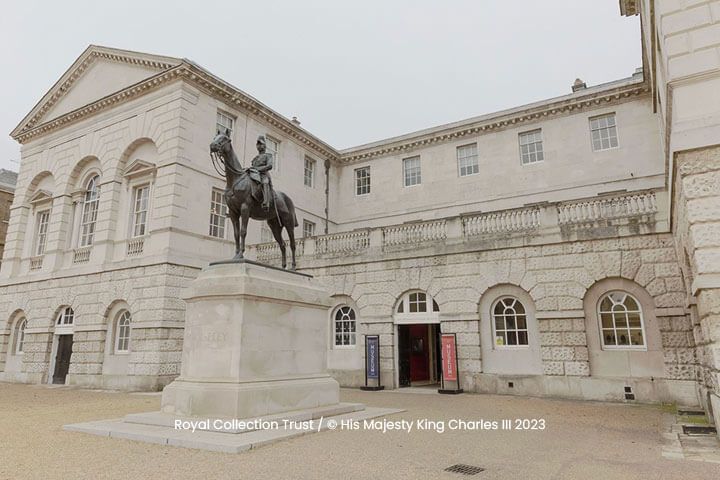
xmin=0 ymin=169 xmax=18 ymax=192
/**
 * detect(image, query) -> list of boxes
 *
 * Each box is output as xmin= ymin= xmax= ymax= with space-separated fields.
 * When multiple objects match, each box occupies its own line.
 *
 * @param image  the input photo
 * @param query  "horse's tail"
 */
xmin=281 ymin=192 xmax=299 ymax=227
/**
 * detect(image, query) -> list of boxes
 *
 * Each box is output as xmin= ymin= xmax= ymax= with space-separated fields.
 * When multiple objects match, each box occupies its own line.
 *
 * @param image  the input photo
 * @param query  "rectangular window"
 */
xmin=355 ymin=166 xmax=371 ymax=195
xmin=35 ymin=210 xmax=50 ymax=256
xmin=131 ymin=185 xmax=149 ymax=237
xmin=304 ymin=157 xmax=315 ymax=188
xmin=457 ymin=143 xmax=479 ymax=176
xmin=590 ymin=113 xmax=619 ymax=151
xmin=519 ymin=129 xmax=544 ymax=164
xmin=266 ymin=136 xmax=280 ymax=174
xmin=403 ymin=156 xmax=421 ymax=187
xmin=303 ymin=220 xmax=316 ymax=238
xmin=216 ymin=110 xmax=234 ymax=135
xmin=209 ymin=188 xmax=227 ymax=238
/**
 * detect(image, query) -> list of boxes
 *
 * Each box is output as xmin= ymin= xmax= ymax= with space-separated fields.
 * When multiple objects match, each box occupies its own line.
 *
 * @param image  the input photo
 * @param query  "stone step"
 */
xmin=123 ymin=402 xmax=365 ymax=434
xmin=64 ymin=405 xmax=404 ymax=454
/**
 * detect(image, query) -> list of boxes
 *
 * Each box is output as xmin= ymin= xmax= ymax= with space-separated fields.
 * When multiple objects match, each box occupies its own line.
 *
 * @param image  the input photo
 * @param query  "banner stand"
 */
xmin=360 ymin=334 xmax=385 ymax=391
xmin=438 ymin=332 xmax=463 ymax=394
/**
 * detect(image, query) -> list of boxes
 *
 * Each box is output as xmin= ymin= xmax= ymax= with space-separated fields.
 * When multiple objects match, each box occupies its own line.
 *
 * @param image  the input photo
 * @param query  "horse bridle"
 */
xmin=210 ymin=136 xmax=244 ymax=178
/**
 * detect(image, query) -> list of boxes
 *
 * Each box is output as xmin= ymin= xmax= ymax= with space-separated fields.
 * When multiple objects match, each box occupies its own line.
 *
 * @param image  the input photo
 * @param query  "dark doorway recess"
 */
xmin=398 ymin=324 xmax=441 ymax=387
xmin=53 ymin=335 xmax=73 ymax=384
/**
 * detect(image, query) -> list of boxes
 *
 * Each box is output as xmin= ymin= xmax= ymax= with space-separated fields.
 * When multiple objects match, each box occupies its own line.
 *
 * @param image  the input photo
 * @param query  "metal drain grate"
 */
xmin=444 ymin=464 xmax=485 ymax=476
xmin=678 ymin=409 xmax=705 ymax=416
xmin=682 ymin=425 xmax=717 ymax=436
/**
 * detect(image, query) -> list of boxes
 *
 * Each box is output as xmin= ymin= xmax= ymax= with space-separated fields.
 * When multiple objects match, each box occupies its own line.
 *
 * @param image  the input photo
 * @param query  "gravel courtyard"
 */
xmin=1 ymin=382 xmax=718 ymax=480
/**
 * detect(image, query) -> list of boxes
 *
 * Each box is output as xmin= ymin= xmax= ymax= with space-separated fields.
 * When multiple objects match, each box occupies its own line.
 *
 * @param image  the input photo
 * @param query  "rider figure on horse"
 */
xmin=248 ymin=135 xmax=274 ymax=211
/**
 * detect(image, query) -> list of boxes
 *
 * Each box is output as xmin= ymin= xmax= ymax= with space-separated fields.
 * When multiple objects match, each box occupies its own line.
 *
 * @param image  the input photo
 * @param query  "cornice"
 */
xmin=180 ymin=64 xmax=340 ymax=161
xmin=339 ymin=82 xmax=651 ymax=164
xmin=13 ymin=66 xmax=186 ymax=145
xmin=13 ymin=61 xmax=342 ymax=163
xmin=11 ymin=45 xmax=650 ymax=169
xmin=12 ymin=46 xmax=180 ymax=138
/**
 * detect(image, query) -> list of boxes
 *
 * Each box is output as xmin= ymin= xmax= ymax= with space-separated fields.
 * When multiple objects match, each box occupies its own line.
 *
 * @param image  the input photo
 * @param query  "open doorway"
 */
xmin=52 ymin=334 xmax=73 ymax=384
xmin=398 ymin=324 xmax=441 ymax=387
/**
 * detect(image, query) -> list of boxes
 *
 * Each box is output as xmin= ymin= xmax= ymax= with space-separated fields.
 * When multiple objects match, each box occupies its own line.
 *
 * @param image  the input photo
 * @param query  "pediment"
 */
xmin=123 ymin=159 xmax=157 ymax=179
xmin=12 ymin=45 xmax=181 ymax=138
xmin=29 ymin=189 xmax=53 ymax=205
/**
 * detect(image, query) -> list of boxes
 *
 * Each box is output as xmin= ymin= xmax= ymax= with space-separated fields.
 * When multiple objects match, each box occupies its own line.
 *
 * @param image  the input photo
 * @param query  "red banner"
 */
xmin=441 ymin=334 xmax=458 ymax=382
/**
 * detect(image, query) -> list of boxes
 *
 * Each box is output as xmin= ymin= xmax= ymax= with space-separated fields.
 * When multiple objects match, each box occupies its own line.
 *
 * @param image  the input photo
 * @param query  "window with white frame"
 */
xmin=333 ymin=306 xmax=356 ymax=347
xmin=209 ymin=188 xmax=227 ymax=238
xmin=115 ymin=310 xmax=131 ymax=353
xmin=15 ymin=318 xmax=26 ymax=354
xmin=261 ymin=224 xmax=274 ymax=243
xmin=304 ymin=156 xmax=315 ymax=188
xmin=266 ymin=136 xmax=280 ymax=174
xmin=355 ymin=166 xmax=370 ymax=195
xmin=492 ymin=297 xmax=529 ymax=347
xmin=519 ymin=129 xmax=544 ymax=164
xmin=56 ymin=307 xmax=74 ymax=326
xmin=589 ymin=113 xmax=619 ymax=151
xmin=35 ymin=210 xmax=50 ymax=256
xmin=396 ymin=291 xmax=439 ymax=314
xmin=457 ymin=144 xmax=479 ymax=176
xmin=131 ymin=185 xmax=149 ymax=237
xmin=598 ymin=291 xmax=646 ymax=349
xmin=303 ymin=219 xmax=315 ymax=238
xmin=403 ymin=156 xmax=421 ymax=187
xmin=216 ymin=110 xmax=234 ymax=135
xmin=79 ymin=175 xmax=100 ymax=247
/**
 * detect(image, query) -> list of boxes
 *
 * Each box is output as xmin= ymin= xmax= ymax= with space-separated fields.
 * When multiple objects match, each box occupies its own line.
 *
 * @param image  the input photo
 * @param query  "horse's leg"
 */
xmin=231 ymin=212 xmax=241 ymax=260
xmin=268 ymin=217 xmax=287 ymax=268
xmin=239 ymin=203 xmax=250 ymax=259
xmin=286 ymin=219 xmax=297 ymax=271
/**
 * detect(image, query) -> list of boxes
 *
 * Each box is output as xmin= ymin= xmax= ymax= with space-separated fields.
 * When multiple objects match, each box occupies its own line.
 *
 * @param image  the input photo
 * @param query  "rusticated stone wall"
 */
xmin=0 ymin=263 xmax=197 ymax=390
xmin=673 ymin=144 xmax=720 ymax=426
xmin=304 ymin=232 xmax=695 ymax=402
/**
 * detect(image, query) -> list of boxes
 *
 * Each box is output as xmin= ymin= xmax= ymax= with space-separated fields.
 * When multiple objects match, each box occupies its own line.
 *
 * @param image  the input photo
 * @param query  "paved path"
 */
xmin=1 ymin=382 xmax=718 ymax=479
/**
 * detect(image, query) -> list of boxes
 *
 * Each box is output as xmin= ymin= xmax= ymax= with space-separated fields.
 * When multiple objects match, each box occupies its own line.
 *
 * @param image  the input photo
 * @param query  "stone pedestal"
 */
xmin=161 ymin=260 xmax=340 ymax=419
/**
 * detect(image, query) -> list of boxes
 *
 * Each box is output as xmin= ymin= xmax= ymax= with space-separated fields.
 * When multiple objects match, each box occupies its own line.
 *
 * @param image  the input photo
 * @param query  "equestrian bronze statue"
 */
xmin=210 ymin=130 xmax=299 ymax=269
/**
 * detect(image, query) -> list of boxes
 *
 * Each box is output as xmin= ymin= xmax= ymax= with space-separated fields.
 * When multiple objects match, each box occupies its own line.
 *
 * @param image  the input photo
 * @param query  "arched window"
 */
xmin=79 ymin=175 xmax=100 ymax=247
xmin=333 ymin=306 xmax=356 ymax=347
xmin=396 ymin=291 xmax=439 ymax=314
xmin=115 ymin=310 xmax=131 ymax=353
xmin=56 ymin=307 xmax=74 ymax=325
xmin=598 ymin=291 xmax=645 ymax=349
xmin=15 ymin=318 xmax=27 ymax=354
xmin=492 ymin=297 xmax=528 ymax=347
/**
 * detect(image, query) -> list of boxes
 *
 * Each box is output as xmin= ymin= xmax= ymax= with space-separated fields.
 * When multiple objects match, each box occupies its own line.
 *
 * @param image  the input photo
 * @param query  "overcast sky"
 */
xmin=0 ymin=1 xmax=640 ymax=172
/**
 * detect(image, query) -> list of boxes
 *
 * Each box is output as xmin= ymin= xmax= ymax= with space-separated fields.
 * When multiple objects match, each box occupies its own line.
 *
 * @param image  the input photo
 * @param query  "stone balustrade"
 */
xmin=382 ymin=219 xmax=447 ymax=247
xmin=126 ymin=237 xmax=145 ymax=257
xmin=315 ymin=230 xmax=370 ymax=255
xmin=245 ymin=189 xmax=667 ymax=267
xmin=29 ymin=256 xmax=43 ymax=271
xmin=557 ymin=190 xmax=657 ymax=225
xmin=73 ymin=246 xmax=92 ymax=264
xmin=463 ymin=207 xmax=541 ymax=236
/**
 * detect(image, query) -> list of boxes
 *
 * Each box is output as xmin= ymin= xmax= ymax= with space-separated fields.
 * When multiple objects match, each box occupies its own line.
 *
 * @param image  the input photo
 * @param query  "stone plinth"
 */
xmin=161 ymin=260 xmax=339 ymax=419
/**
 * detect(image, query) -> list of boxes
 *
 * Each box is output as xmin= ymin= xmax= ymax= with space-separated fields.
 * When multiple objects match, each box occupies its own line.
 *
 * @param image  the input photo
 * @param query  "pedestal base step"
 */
xmin=64 ymin=403 xmax=404 ymax=453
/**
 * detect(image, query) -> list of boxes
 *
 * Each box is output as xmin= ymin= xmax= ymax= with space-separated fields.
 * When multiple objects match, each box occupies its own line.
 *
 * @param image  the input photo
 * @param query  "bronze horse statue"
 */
xmin=210 ymin=130 xmax=299 ymax=269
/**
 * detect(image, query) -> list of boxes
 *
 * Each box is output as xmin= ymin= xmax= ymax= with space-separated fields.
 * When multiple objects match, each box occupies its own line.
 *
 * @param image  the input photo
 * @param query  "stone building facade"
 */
xmin=0 ymin=169 xmax=18 ymax=264
xmin=0 ymin=1 xmax=719 ymax=430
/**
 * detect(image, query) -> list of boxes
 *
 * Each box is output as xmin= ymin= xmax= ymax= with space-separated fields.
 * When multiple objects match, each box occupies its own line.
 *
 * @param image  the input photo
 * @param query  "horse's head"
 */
xmin=210 ymin=128 xmax=232 ymax=156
